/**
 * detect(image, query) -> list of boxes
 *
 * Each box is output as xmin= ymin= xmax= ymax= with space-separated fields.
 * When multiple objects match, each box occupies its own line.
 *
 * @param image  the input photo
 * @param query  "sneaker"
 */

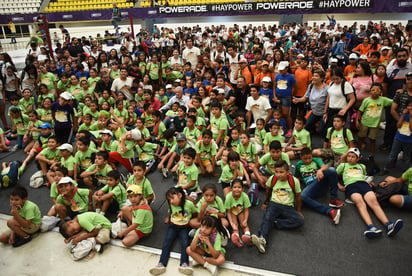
xmin=11 ymin=145 xmax=19 ymax=152
xmin=387 ymin=219 xmax=403 ymax=237
xmin=364 ymin=226 xmax=383 ymax=239
xmin=178 ymin=263 xmax=193 ymax=275
xmin=188 ymin=228 xmax=196 ymax=238
xmin=204 ymin=262 xmax=218 ymax=276
xmin=285 ymin=129 xmax=293 ymax=137
xmin=5 ymin=138 xmax=11 ymax=146
xmin=329 ymin=198 xmax=344 ymax=208
xmin=12 ymin=235 xmax=32 ymax=247
xmin=241 ymin=233 xmax=252 ymax=246
xmin=2 ymin=175 xmax=10 ymax=188
xmin=172 ymin=171 xmax=178 ymax=181
xmin=329 ymin=209 xmax=341 ymax=225
xmin=149 ymin=263 xmax=166 ymax=275
xmin=345 ymin=198 xmax=354 ymax=204
xmin=189 ymin=257 xmax=199 ymax=267
xmin=231 ymin=233 xmax=244 ymax=248
xmin=94 ymin=243 xmax=104 ymax=253
xmin=251 ymin=234 xmax=266 ymax=254
xmin=161 ymin=168 xmax=169 ymax=179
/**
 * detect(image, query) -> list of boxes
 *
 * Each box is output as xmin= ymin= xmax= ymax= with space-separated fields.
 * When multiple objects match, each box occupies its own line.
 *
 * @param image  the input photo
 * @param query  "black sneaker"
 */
xmin=378 ymin=144 xmax=389 ymax=151
xmin=13 ymin=235 xmax=32 ymax=247
xmin=172 ymin=171 xmax=178 ymax=181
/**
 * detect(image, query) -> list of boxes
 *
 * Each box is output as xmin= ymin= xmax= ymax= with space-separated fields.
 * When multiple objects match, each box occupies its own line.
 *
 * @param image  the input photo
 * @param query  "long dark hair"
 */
xmin=201 ymin=216 xmax=229 ymax=239
xmin=166 ymin=186 xmax=186 ymax=218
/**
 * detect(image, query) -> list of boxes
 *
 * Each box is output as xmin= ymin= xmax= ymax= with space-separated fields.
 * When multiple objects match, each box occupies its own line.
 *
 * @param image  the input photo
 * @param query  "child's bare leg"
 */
xmin=186 ymin=246 xmax=207 ymax=266
xmin=83 ymin=177 xmax=95 ymax=189
xmin=223 ymin=187 xmax=231 ymax=198
xmin=358 ymin=137 xmax=365 ymax=150
xmin=122 ymin=230 xmax=139 ymax=246
xmin=389 ymin=195 xmax=403 ymax=208
xmin=121 ymin=205 xmax=133 ymax=225
xmin=286 ymin=151 xmax=295 ymax=160
xmin=22 ymin=149 xmax=37 ymax=167
xmin=370 ymin=139 xmax=376 ymax=155
xmin=351 ymin=193 xmax=373 ymax=226
xmin=238 ymin=212 xmax=250 ymax=233
xmin=0 ymin=232 xmax=10 ymax=243
xmin=46 ymin=171 xmax=55 ymax=184
xmin=166 ymin=153 xmax=177 ymax=170
xmin=54 ymin=204 xmax=68 ymax=221
xmin=204 ymin=253 xmax=225 ymax=266
xmin=93 ymin=194 xmax=101 ymax=210
xmin=101 ymin=198 xmax=113 ymax=213
xmin=312 ymin=149 xmax=322 ymax=157
xmin=38 ymin=160 xmax=48 ymax=175
xmin=189 ymin=218 xmax=200 ymax=229
xmin=47 ymin=205 xmax=57 ymax=216
xmin=221 ymin=217 xmax=229 ymax=228
xmin=7 ymin=218 xmax=30 ymax=238
xmin=364 ymin=191 xmax=389 ymax=225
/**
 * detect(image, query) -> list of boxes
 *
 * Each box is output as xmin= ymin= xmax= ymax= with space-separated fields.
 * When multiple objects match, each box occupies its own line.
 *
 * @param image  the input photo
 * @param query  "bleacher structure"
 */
xmin=0 ymin=0 xmax=42 ymax=15
xmin=45 ymin=0 xmax=134 ymax=12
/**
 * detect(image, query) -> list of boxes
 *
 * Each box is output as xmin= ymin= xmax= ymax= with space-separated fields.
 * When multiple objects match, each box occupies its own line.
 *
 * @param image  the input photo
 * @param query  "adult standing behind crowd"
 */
xmin=182 ymin=38 xmax=201 ymax=70
xmin=350 ymin=61 xmax=374 ymax=109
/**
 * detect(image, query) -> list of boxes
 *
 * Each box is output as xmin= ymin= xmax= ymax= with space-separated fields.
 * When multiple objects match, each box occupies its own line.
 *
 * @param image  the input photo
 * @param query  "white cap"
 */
xmin=359 ymin=55 xmax=368 ymax=60
xmin=262 ymin=76 xmax=272 ymax=83
xmin=130 ymin=129 xmax=142 ymax=140
xmin=349 ymin=53 xmax=358 ymax=60
xmin=297 ymin=54 xmax=305 ymax=58
xmin=239 ymin=57 xmax=248 ymax=63
xmin=348 ymin=147 xmax=361 ymax=158
xmin=60 ymin=91 xmax=73 ymax=101
xmin=58 ymin=176 xmax=74 ymax=185
xmin=165 ymin=84 xmax=173 ymax=89
xmin=278 ymin=61 xmax=289 ymax=71
xmin=174 ymin=79 xmax=181 ymax=83
xmin=381 ymin=46 xmax=391 ymax=51
xmin=330 ymin=58 xmax=338 ymax=63
xmin=58 ymin=143 xmax=73 ymax=152
xmin=99 ymin=129 xmax=113 ymax=136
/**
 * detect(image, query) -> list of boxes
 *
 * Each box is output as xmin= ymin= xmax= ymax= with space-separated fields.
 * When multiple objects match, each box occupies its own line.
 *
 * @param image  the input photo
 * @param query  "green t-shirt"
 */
xmin=220 ymin=162 xmax=244 ymax=183
xmin=119 ymin=140 xmax=136 ymax=159
xmin=98 ymin=96 xmax=115 ymax=107
xmin=132 ymin=204 xmax=153 ymax=234
xmin=171 ymin=142 xmax=190 ymax=156
xmin=126 ymin=176 xmax=154 ymax=199
xmin=56 ymin=188 xmax=90 ymax=213
xmin=110 ymin=69 xmax=120 ymax=79
xmin=40 ymin=147 xmax=60 ymax=161
xmin=61 ymin=155 xmax=76 ymax=171
xmin=146 ymin=62 xmax=160 ymax=80
xmin=259 ymin=152 xmax=290 ymax=175
xmin=255 ymin=128 xmax=266 ymax=146
xmin=266 ymin=175 xmax=301 ymax=207
xmin=136 ymin=142 xmax=157 ymax=162
xmin=336 ymin=162 xmax=366 ymax=187
xmin=326 ymin=127 xmax=354 ymax=155
xmin=224 ymin=191 xmax=251 ymax=215
xmin=292 ymin=128 xmax=311 ymax=149
xmin=86 ymin=164 xmax=112 ymax=185
xmin=194 ymin=228 xmax=225 ymax=255
xmin=50 ymin=180 xmax=78 ymax=198
xmin=19 ymin=97 xmax=35 ymax=114
xmin=197 ymin=196 xmax=225 ymax=215
xmin=183 ymin=127 xmax=201 ymax=146
xmin=401 ymin=167 xmax=412 ymax=195
xmin=37 ymin=108 xmax=53 ymax=124
xmin=236 ymin=142 xmax=257 ymax=163
xmin=28 ymin=120 xmax=43 ymax=140
xmin=166 ymin=110 xmax=178 ymax=118
xmin=40 ymin=72 xmax=56 ymax=91
xmin=88 ymin=76 xmax=101 ymax=90
xmin=359 ymin=96 xmax=393 ymax=128
xmin=263 ymin=132 xmax=284 ymax=146
xmin=177 ymin=162 xmax=199 ymax=191
xmin=169 ymin=199 xmax=197 ymax=226
xmin=154 ymin=121 xmax=166 ymax=141
xmin=164 ymin=137 xmax=177 ymax=151
xmin=102 ymin=140 xmax=119 ymax=153
xmin=57 ymin=79 xmax=70 ymax=91
xmin=114 ymin=108 xmax=128 ymax=124
xmin=195 ymin=140 xmax=217 ymax=161
xmin=77 ymin=212 xmax=112 ymax=231
xmin=294 ymin=157 xmax=324 ymax=186
xmin=68 ymin=84 xmax=83 ymax=102
xmin=37 ymin=94 xmax=55 ymax=108
xmin=138 ymin=127 xmax=151 ymax=139
xmin=19 ymin=200 xmax=41 ymax=224
xmin=101 ymin=183 xmax=127 ymax=207
xmin=75 ymin=147 xmax=98 ymax=171
xmin=12 ymin=113 xmax=29 ymax=135
xmin=78 ymin=123 xmax=93 ymax=132
xmin=210 ymin=114 xmax=228 ymax=140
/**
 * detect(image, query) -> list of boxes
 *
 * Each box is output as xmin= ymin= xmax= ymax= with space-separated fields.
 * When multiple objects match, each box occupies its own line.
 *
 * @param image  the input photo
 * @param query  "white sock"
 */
xmin=245 ymin=231 xmax=250 ymax=236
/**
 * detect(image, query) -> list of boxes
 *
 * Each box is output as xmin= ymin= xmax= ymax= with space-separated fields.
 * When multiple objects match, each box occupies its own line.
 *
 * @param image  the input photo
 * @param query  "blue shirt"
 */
xmin=275 ymin=73 xmax=296 ymax=97
xmin=395 ymin=113 xmax=412 ymax=143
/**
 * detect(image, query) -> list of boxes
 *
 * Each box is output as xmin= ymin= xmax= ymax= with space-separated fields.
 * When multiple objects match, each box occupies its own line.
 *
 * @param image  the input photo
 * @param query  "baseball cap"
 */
xmin=176 ymin=133 xmax=186 ymax=141
xmin=359 ymin=55 xmax=368 ymax=60
xmin=262 ymin=76 xmax=272 ymax=83
xmin=278 ymin=61 xmax=289 ymax=71
xmin=174 ymin=79 xmax=181 ymax=83
xmin=130 ymin=129 xmax=142 ymax=140
xmin=39 ymin=122 xmax=52 ymax=129
xmin=166 ymin=84 xmax=173 ymax=89
xmin=330 ymin=58 xmax=338 ymax=63
xmin=297 ymin=53 xmax=305 ymax=58
xmin=60 ymin=91 xmax=73 ymax=101
xmin=58 ymin=176 xmax=74 ymax=185
xmin=406 ymin=71 xmax=412 ymax=78
xmin=127 ymin=185 xmax=143 ymax=195
xmin=348 ymin=148 xmax=361 ymax=158
xmin=349 ymin=53 xmax=358 ymax=60
xmin=239 ymin=57 xmax=247 ymax=63
xmin=100 ymin=129 xmax=113 ymax=136
xmin=217 ymin=88 xmax=225 ymax=94
xmin=58 ymin=143 xmax=73 ymax=152
xmin=381 ymin=46 xmax=391 ymax=51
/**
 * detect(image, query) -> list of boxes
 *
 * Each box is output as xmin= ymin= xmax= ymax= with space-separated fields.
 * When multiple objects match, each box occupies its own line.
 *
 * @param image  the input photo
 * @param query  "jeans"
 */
xmin=111 ymin=16 xmax=121 ymax=28
xmin=159 ymin=224 xmax=190 ymax=266
xmin=258 ymin=202 xmax=304 ymax=241
xmin=301 ymin=167 xmax=338 ymax=215
xmin=385 ymin=138 xmax=412 ymax=171
xmin=383 ymin=106 xmax=396 ymax=147
xmin=16 ymin=135 xmax=25 ymax=149
xmin=305 ymin=113 xmax=326 ymax=136
xmin=0 ymin=161 xmax=19 ymax=187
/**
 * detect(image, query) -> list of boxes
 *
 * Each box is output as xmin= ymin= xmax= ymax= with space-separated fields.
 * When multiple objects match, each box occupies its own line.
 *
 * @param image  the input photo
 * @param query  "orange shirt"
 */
xmin=353 ymin=43 xmax=371 ymax=56
xmin=254 ymin=72 xmax=275 ymax=85
xmin=240 ymin=67 xmax=253 ymax=85
xmin=344 ymin=65 xmax=357 ymax=79
xmin=293 ymin=68 xmax=312 ymax=97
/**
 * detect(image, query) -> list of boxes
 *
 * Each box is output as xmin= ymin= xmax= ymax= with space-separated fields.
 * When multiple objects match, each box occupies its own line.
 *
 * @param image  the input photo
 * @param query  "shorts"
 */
xmin=134 ymin=229 xmax=148 ymax=239
xmin=259 ymin=166 xmax=272 ymax=178
xmin=293 ymin=150 xmax=301 ymax=159
xmin=318 ymin=148 xmax=342 ymax=167
xmin=358 ymin=125 xmax=378 ymax=140
xmin=3 ymin=222 xmax=40 ymax=236
xmin=345 ymin=181 xmax=373 ymax=198
xmin=220 ymin=181 xmax=230 ymax=190
xmin=35 ymin=147 xmax=43 ymax=154
xmin=66 ymin=207 xmax=82 ymax=220
xmin=201 ymin=159 xmax=212 ymax=167
xmin=96 ymin=228 xmax=111 ymax=244
xmin=277 ymin=95 xmax=292 ymax=108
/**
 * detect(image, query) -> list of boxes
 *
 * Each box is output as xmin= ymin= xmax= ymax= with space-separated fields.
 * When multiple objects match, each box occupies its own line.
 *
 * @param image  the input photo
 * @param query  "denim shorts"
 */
xmin=345 ymin=181 xmax=373 ymax=198
xmin=278 ymin=95 xmax=292 ymax=108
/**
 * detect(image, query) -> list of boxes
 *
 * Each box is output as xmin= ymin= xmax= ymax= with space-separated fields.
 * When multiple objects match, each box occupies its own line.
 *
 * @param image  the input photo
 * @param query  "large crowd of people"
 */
xmin=0 ymin=17 xmax=412 ymax=275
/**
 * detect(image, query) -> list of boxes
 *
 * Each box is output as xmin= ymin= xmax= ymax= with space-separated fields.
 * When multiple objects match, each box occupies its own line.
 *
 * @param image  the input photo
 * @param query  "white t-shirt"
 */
xmin=228 ymin=53 xmax=240 ymax=84
xmin=182 ymin=46 xmax=201 ymax=69
xmin=327 ymin=81 xmax=354 ymax=109
xmin=245 ymin=96 xmax=271 ymax=123
xmin=111 ymin=77 xmax=133 ymax=100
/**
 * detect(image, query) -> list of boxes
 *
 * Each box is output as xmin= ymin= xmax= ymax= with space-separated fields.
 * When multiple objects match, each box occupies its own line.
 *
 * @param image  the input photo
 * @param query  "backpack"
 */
xmin=330 ymin=80 xmax=357 ymax=108
xmin=271 ymin=174 xmax=296 ymax=193
xmin=30 ymin=170 xmax=44 ymax=188
xmin=247 ymin=182 xmax=259 ymax=206
xmin=374 ymin=177 xmax=404 ymax=203
xmin=328 ymin=127 xmax=350 ymax=146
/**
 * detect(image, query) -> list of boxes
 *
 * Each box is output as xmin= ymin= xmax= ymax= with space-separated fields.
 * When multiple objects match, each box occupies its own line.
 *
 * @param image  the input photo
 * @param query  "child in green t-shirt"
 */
xmin=35 ymin=136 xmax=60 ymax=177
xmin=23 ymin=110 xmax=42 ymax=154
xmin=9 ymin=107 xmax=29 ymax=150
xmin=285 ymin=116 xmax=312 ymax=160
xmin=356 ymin=83 xmax=392 ymax=155
xmin=0 ymin=186 xmax=41 ymax=247
xmin=263 ymin=122 xmax=284 ymax=153
xmin=378 ymin=167 xmax=412 ymax=210
xmin=219 ymin=151 xmax=251 ymax=197
xmin=47 ymin=143 xmax=75 ymax=184
xmin=195 ymin=129 xmax=217 ymax=176
xmin=183 ymin=115 xmax=201 ymax=147
xmin=157 ymin=128 xmax=176 ymax=164
xmin=251 ymin=160 xmax=304 ymax=254
xmin=18 ymin=88 xmax=34 ymax=114
xmin=135 ymin=137 xmax=160 ymax=174
xmin=175 ymin=148 xmax=199 ymax=198
xmin=47 ymin=167 xmax=71 ymax=217
xmin=126 ymin=160 xmax=155 ymax=203
xmin=209 ymin=100 xmax=228 ymax=146
xmin=236 ymin=131 xmax=258 ymax=173
xmin=74 ymin=136 xmax=98 ymax=183
xmin=187 ymin=216 xmax=227 ymax=276
xmin=117 ymin=185 xmax=153 ymax=247
xmin=93 ymin=170 xmax=126 ymax=216
xmin=253 ymin=118 xmax=266 ymax=154
xmin=158 ymin=133 xmax=190 ymax=179
xmin=55 ymin=176 xmax=92 ymax=222
xmin=224 ymin=179 xmax=252 ymax=248
xmin=336 ymin=148 xmax=403 ymax=238
xmin=80 ymin=151 xmax=112 ymax=190
xmin=151 ymin=110 xmax=166 ymax=143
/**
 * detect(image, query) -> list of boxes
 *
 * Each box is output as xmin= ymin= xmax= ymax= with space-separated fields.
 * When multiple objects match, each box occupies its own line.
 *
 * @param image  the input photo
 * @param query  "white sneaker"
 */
xmin=178 ymin=263 xmax=193 ymax=275
xmin=150 ymin=263 xmax=166 ymax=275
xmin=189 ymin=257 xmax=200 ymax=267
xmin=204 ymin=262 xmax=218 ymax=276
xmin=251 ymin=234 xmax=266 ymax=254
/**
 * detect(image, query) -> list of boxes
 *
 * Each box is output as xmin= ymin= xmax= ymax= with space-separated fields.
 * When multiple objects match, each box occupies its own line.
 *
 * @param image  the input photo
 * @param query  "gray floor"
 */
xmin=0 ymin=130 xmax=411 ymax=276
